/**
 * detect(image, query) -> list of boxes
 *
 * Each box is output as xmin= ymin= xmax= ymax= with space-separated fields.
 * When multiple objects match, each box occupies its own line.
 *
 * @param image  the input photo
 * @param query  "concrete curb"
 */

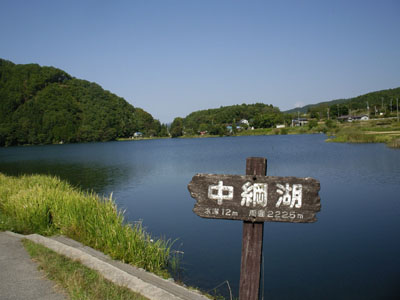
xmin=0 ymin=231 xmax=67 ymax=300
xmin=5 ymin=231 xmax=208 ymax=300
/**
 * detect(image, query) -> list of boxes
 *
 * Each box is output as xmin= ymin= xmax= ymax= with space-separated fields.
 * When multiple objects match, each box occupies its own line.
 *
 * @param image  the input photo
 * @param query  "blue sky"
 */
xmin=1 ymin=0 xmax=399 ymax=123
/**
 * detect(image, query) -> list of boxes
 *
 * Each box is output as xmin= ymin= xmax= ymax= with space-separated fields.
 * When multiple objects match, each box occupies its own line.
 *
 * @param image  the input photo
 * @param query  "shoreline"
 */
xmin=2 ymin=119 xmax=399 ymax=148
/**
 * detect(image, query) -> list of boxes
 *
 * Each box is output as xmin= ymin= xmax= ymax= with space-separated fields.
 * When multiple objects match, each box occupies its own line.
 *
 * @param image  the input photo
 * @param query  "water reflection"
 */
xmin=0 ymin=161 xmax=121 ymax=192
xmin=1 ymin=136 xmax=399 ymax=299
xmin=0 ymin=142 xmax=157 ymax=193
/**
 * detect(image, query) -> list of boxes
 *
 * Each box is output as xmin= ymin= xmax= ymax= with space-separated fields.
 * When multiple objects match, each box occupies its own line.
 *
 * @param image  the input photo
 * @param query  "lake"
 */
xmin=1 ymin=134 xmax=399 ymax=299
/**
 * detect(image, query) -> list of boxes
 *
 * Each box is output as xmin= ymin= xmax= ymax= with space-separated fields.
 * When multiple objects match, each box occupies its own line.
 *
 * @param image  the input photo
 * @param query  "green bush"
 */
xmin=308 ymin=120 xmax=318 ymax=130
xmin=280 ymin=128 xmax=288 ymax=135
xmin=325 ymin=119 xmax=336 ymax=129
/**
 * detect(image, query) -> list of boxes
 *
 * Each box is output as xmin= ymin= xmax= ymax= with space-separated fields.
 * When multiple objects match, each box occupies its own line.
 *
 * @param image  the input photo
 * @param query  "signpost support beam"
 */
xmin=188 ymin=157 xmax=321 ymax=297
xmin=239 ymin=157 xmax=266 ymax=300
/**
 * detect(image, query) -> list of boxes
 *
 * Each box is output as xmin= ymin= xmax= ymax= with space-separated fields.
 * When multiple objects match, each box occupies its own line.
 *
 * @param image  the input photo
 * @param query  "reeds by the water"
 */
xmin=388 ymin=138 xmax=400 ymax=148
xmin=0 ymin=173 xmax=173 ymax=277
xmin=326 ymin=127 xmax=399 ymax=147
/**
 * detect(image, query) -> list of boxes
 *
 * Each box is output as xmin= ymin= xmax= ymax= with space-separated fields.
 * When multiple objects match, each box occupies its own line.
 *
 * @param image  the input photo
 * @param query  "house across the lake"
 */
xmin=292 ymin=118 xmax=308 ymax=127
xmin=338 ymin=115 xmax=369 ymax=122
xmin=351 ymin=115 xmax=369 ymax=121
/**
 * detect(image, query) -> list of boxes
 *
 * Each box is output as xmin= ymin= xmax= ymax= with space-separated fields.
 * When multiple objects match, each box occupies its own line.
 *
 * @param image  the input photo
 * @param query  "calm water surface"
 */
xmin=1 ymin=134 xmax=399 ymax=299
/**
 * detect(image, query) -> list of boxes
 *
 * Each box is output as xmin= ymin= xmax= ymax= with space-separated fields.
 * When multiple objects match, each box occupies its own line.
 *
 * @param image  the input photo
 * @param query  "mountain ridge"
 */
xmin=284 ymin=87 xmax=400 ymax=114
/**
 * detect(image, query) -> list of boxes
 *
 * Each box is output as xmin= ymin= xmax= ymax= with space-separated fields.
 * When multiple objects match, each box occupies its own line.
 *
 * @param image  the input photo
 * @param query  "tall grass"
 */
xmin=0 ymin=173 xmax=174 ymax=277
xmin=326 ymin=126 xmax=400 ymax=148
xmin=388 ymin=138 xmax=400 ymax=149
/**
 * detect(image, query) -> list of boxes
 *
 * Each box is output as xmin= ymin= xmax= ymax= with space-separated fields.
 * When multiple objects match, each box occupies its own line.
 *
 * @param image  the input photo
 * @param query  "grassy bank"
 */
xmin=117 ymin=136 xmax=170 ymax=142
xmin=179 ymin=124 xmax=323 ymax=139
xmin=325 ymin=119 xmax=400 ymax=148
xmin=0 ymin=173 xmax=174 ymax=277
xmin=23 ymin=239 xmax=148 ymax=300
xmin=176 ymin=118 xmax=400 ymax=149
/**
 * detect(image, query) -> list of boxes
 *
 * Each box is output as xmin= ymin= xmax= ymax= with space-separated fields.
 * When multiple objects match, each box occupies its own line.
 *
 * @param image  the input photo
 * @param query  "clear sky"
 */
xmin=1 ymin=0 xmax=399 ymax=123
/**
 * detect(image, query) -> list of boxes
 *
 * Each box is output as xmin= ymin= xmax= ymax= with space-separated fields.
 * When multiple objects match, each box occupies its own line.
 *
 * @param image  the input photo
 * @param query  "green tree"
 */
xmin=325 ymin=119 xmax=336 ymax=129
xmin=308 ymin=119 xmax=318 ymax=130
xmin=159 ymin=124 xmax=169 ymax=137
xmin=209 ymin=124 xmax=226 ymax=136
xmin=170 ymin=117 xmax=184 ymax=138
xmin=198 ymin=123 xmax=209 ymax=133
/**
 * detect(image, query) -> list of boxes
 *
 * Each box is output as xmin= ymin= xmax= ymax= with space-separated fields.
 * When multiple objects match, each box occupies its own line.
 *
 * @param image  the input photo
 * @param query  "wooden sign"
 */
xmin=188 ymin=173 xmax=320 ymax=223
xmin=188 ymin=157 xmax=322 ymax=300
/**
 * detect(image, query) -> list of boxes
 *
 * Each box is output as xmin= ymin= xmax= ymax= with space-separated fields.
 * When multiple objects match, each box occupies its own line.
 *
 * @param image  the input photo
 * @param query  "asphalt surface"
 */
xmin=1 ymin=232 xmax=209 ymax=300
xmin=0 ymin=232 xmax=67 ymax=300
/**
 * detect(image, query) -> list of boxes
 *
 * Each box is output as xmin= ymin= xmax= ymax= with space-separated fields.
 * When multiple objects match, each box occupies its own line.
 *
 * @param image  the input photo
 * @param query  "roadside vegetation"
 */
xmin=0 ymin=173 xmax=175 ymax=277
xmin=23 ymin=239 xmax=149 ymax=300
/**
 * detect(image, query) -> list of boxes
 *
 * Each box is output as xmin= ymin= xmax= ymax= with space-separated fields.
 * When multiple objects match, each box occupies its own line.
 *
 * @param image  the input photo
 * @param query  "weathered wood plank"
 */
xmin=240 ymin=221 xmax=264 ymax=300
xmin=188 ymin=173 xmax=320 ymax=223
xmin=188 ymin=157 xmax=322 ymax=299
xmin=239 ymin=157 xmax=266 ymax=300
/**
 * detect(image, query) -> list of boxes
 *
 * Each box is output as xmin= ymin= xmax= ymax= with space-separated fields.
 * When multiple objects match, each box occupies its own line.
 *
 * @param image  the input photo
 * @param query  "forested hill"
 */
xmin=0 ymin=59 xmax=167 ymax=146
xmin=170 ymin=103 xmax=289 ymax=137
xmin=284 ymin=87 xmax=400 ymax=114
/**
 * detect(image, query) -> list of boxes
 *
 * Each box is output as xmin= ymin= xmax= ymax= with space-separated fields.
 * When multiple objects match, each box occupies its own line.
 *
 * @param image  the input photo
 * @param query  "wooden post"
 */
xmin=239 ymin=157 xmax=266 ymax=300
xmin=188 ymin=157 xmax=321 ymax=297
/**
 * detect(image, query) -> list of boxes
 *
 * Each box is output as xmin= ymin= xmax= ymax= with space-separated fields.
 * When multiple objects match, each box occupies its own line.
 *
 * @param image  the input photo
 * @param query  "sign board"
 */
xmin=188 ymin=173 xmax=320 ymax=223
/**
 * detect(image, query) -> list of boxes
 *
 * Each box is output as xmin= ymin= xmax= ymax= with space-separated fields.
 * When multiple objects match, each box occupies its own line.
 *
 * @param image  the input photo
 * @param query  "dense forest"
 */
xmin=285 ymin=87 xmax=400 ymax=119
xmin=0 ymin=59 xmax=168 ymax=146
xmin=170 ymin=103 xmax=290 ymax=137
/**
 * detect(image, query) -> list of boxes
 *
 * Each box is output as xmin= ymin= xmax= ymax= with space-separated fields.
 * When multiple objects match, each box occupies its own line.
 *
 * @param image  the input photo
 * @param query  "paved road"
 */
xmin=0 ymin=232 xmax=67 ymax=300
xmin=1 ymin=232 xmax=209 ymax=300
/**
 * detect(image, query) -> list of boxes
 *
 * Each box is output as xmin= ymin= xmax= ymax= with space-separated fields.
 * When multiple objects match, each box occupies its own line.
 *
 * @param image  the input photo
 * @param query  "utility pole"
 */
xmin=397 ymin=98 xmax=399 ymax=122
xmin=367 ymin=101 xmax=370 ymax=118
xmin=390 ymin=98 xmax=393 ymax=114
xmin=327 ymin=108 xmax=330 ymax=120
xmin=337 ymin=104 xmax=339 ymax=118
